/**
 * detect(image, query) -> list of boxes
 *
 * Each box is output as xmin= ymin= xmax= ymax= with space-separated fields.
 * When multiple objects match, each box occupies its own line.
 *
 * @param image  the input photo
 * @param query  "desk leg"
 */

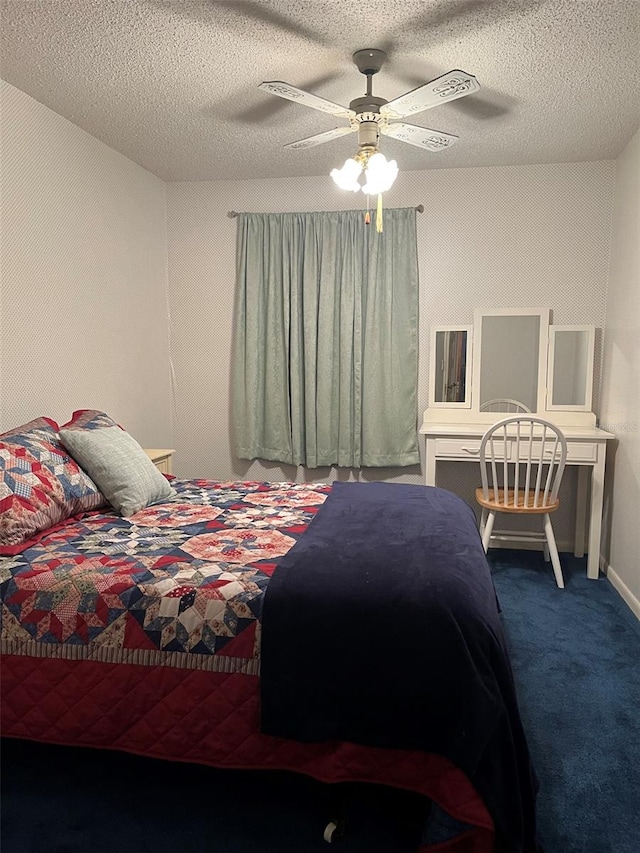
xmin=424 ymin=438 xmax=437 ymax=487
xmin=574 ymin=466 xmax=588 ymax=558
xmin=587 ymin=450 xmax=605 ymax=580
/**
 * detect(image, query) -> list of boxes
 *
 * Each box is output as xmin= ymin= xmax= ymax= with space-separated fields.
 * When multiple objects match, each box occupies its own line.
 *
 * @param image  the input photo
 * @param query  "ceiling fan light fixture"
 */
xmin=331 ymin=149 xmax=398 ymax=195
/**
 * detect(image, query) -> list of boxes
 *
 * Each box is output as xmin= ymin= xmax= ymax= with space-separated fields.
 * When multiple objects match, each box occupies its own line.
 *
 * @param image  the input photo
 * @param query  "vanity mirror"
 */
xmin=428 ymin=310 xmax=598 ymax=422
xmin=547 ymin=325 xmax=595 ymax=411
xmin=429 ymin=326 xmax=472 ymax=408
xmin=472 ymin=308 xmax=550 ymax=413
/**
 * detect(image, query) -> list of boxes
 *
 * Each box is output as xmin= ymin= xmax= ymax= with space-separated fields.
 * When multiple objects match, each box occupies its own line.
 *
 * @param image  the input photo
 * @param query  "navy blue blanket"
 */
xmin=260 ymin=482 xmax=538 ymax=852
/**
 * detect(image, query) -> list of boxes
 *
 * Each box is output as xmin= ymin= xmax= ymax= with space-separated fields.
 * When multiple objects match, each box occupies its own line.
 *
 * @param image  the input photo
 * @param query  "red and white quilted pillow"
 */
xmin=60 ymin=409 xmax=123 ymax=431
xmin=0 ymin=417 xmax=106 ymax=554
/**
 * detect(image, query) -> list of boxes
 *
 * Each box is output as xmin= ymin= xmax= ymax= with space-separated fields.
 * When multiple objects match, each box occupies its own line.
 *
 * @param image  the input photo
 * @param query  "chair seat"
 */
xmin=475 ymin=487 xmax=560 ymax=514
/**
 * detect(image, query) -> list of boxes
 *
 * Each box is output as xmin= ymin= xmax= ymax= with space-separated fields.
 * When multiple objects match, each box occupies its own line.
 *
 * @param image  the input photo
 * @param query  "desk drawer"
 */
xmin=528 ymin=441 xmax=597 ymax=463
xmin=434 ymin=438 xmax=511 ymax=460
xmin=565 ymin=442 xmax=598 ymax=462
xmin=433 ymin=438 xmax=597 ymax=464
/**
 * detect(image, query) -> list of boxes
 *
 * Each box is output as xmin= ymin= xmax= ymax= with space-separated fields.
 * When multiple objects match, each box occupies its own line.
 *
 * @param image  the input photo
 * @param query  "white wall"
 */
xmin=166 ymin=162 xmax=615 ymax=546
xmin=0 ymin=81 xmax=172 ymax=446
xmin=600 ymin=127 xmax=640 ymax=613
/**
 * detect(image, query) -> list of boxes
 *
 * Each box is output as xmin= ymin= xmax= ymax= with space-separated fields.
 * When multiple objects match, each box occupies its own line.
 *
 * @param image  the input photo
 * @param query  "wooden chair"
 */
xmin=475 ymin=416 xmax=568 ymax=588
xmin=480 ymin=398 xmax=531 ymax=413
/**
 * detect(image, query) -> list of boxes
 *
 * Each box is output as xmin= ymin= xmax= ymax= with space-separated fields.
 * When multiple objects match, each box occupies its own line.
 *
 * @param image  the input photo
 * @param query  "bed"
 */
xmin=0 ymin=413 xmax=538 ymax=853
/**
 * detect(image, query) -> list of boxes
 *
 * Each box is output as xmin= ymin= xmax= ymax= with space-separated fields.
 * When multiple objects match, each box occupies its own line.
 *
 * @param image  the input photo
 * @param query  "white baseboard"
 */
xmin=600 ymin=558 xmax=640 ymax=621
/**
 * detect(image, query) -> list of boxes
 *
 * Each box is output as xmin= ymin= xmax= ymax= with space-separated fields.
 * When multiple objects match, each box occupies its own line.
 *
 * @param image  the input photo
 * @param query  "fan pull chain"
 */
xmin=363 ymin=194 xmax=383 ymax=231
xmin=364 ymin=194 xmax=371 ymax=225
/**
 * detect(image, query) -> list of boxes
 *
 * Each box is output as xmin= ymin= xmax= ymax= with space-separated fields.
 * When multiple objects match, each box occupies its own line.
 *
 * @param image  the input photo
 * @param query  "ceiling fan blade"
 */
xmin=235 ymin=72 xmax=342 ymax=124
xmin=381 ymin=70 xmax=480 ymax=119
xmin=389 ymin=63 xmax=509 ymax=121
xmin=284 ymin=126 xmax=356 ymax=151
xmin=259 ymin=81 xmax=354 ymax=120
xmin=382 ymin=122 xmax=458 ymax=152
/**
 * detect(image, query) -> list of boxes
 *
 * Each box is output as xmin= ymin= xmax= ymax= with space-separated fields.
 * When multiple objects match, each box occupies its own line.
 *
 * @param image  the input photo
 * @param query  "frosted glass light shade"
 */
xmin=361 ymin=152 xmax=398 ymax=195
xmin=330 ymin=158 xmax=363 ymax=191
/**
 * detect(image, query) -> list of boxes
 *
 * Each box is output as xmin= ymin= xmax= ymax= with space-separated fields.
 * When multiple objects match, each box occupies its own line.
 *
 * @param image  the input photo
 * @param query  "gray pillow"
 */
xmin=59 ymin=426 xmax=176 ymax=517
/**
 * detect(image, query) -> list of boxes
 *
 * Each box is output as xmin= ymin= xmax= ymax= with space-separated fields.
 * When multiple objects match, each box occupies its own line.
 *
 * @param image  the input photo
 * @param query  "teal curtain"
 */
xmin=231 ymin=208 xmax=419 ymax=468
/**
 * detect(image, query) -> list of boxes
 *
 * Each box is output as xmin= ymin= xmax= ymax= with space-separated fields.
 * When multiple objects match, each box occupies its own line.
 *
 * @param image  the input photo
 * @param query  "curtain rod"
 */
xmin=227 ymin=204 xmax=424 ymax=218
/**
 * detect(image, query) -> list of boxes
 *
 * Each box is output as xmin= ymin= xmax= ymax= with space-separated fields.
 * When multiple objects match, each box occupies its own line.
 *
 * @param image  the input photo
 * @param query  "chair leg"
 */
xmin=479 ymin=508 xmax=488 ymax=537
xmin=482 ymin=512 xmax=495 ymax=553
xmin=543 ymin=513 xmax=564 ymax=589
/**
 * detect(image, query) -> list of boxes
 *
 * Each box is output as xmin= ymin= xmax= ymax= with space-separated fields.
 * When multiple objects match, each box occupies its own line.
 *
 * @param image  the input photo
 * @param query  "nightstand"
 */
xmin=144 ymin=449 xmax=175 ymax=475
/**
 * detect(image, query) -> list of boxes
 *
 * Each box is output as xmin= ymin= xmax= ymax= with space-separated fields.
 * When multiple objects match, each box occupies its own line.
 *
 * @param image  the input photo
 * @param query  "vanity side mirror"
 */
xmin=429 ymin=326 xmax=473 ymax=408
xmin=546 ymin=325 xmax=595 ymax=411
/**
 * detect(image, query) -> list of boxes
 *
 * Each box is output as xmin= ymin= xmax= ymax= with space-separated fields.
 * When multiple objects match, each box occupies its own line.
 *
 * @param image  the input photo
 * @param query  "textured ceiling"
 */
xmin=1 ymin=0 xmax=639 ymax=181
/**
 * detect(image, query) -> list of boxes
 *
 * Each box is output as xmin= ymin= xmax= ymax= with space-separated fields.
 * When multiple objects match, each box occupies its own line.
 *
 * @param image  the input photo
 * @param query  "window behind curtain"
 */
xmin=231 ymin=208 xmax=419 ymax=469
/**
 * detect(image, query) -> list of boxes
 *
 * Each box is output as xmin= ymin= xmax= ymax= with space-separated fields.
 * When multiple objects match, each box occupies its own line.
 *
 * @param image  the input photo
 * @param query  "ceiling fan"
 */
xmin=259 ymin=48 xmax=480 ymax=156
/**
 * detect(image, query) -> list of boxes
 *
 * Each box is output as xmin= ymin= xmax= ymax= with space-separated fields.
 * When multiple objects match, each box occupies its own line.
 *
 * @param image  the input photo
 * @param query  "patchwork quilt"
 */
xmin=1 ymin=480 xmax=329 ymax=669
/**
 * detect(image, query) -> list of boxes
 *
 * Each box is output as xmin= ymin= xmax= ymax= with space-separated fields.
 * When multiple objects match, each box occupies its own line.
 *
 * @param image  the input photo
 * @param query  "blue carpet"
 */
xmin=491 ymin=551 xmax=640 ymax=853
xmin=1 ymin=551 xmax=639 ymax=853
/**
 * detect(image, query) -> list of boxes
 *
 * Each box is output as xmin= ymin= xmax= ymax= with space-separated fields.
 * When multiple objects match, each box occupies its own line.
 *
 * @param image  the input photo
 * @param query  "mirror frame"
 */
xmin=472 ymin=308 xmax=550 ymax=414
xmin=546 ymin=324 xmax=595 ymax=412
xmin=429 ymin=325 xmax=473 ymax=408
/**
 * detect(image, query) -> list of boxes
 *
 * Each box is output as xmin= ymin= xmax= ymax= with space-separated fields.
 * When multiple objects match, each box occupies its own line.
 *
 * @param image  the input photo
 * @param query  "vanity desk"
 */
xmin=421 ymin=309 xmax=614 ymax=580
